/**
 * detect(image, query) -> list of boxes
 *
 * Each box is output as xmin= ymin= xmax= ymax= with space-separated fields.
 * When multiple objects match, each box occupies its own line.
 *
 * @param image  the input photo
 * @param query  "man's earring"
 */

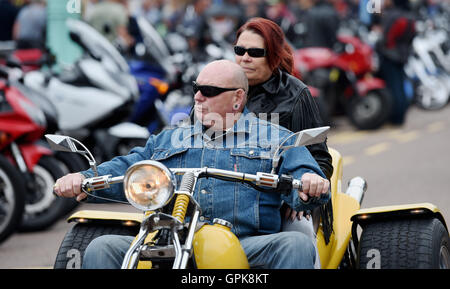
xmin=233 ymin=103 xmax=240 ymax=110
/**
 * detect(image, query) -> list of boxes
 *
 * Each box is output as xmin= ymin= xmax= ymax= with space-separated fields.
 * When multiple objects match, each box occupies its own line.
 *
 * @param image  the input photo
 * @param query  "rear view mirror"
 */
xmin=271 ymin=126 xmax=330 ymax=173
xmin=45 ymin=134 xmax=81 ymax=153
xmin=45 ymin=134 xmax=98 ymax=176
xmin=293 ymin=126 xmax=330 ymax=147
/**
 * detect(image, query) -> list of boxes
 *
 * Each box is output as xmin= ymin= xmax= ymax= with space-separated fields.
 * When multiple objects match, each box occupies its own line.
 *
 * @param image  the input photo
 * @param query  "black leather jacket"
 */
xmin=245 ymin=69 xmax=334 ymax=180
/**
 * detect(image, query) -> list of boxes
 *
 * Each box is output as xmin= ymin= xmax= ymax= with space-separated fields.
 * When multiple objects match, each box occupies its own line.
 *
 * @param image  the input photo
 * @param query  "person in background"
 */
xmin=375 ymin=0 xmax=416 ymax=125
xmin=12 ymin=0 xmax=47 ymax=49
xmin=177 ymin=0 xmax=212 ymax=60
xmin=0 ymin=0 xmax=19 ymax=41
xmin=234 ymin=17 xmax=334 ymax=268
xmin=86 ymin=0 xmax=135 ymax=49
xmin=240 ymin=0 xmax=268 ymax=21
xmin=297 ymin=0 xmax=340 ymax=49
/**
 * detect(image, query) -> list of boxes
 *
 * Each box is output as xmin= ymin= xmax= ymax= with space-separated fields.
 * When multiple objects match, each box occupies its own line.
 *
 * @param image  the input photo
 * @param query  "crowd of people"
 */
xmin=1 ymin=0 xmax=447 ymax=126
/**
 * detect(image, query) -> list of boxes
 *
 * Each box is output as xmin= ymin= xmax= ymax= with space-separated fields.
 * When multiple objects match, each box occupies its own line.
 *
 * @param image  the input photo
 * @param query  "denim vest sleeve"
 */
xmin=80 ymin=134 xmax=157 ymax=203
xmin=278 ymin=145 xmax=330 ymax=212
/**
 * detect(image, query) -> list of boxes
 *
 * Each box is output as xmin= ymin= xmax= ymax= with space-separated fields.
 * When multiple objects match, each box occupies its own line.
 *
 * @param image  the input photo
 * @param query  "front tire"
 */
xmin=0 ymin=155 xmax=26 ymax=243
xmin=357 ymin=218 xmax=450 ymax=269
xmin=19 ymin=156 xmax=69 ymax=231
xmin=54 ymin=223 xmax=138 ymax=269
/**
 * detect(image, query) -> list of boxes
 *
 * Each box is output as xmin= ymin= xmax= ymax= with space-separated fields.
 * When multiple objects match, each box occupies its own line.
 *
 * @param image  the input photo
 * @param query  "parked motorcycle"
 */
xmin=23 ymin=18 xmax=149 ymax=164
xmin=0 ymin=71 xmax=26 ymax=241
xmin=11 ymin=69 xmax=86 ymax=221
xmin=126 ymin=17 xmax=210 ymax=134
xmin=404 ymin=20 xmax=450 ymax=110
xmin=46 ymin=127 xmax=449 ymax=269
xmin=0 ymin=65 xmax=76 ymax=232
xmin=0 ymin=153 xmax=26 ymax=243
xmin=294 ymin=35 xmax=393 ymax=130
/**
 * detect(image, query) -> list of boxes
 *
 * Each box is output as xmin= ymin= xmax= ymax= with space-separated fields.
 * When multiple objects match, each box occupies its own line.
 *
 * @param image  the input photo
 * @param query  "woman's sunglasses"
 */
xmin=234 ymin=46 xmax=266 ymax=58
xmin=192 ymin=81 xmax=240 ymax=97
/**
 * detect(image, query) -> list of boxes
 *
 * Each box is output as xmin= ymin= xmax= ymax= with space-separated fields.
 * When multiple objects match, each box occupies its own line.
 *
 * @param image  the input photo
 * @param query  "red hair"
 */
xmin=235 ymin=17 xmax=294 ymax=74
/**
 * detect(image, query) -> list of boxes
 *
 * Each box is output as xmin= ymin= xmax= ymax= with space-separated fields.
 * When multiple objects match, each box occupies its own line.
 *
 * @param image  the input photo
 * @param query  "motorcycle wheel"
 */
xmin=346 ymin=89 xmax=393 ymax=130
xmin=18 ymin=156 xmax=71 ymax=232
xmin=0 ymin=155 xmax=26 ymax=243
xmin=54 ymin=222 xmax=138 ymax=269
xmin=357 ymin=218 xmax=450 ymax=269
xmin=415 ymin=76 xmax=450 ymax=110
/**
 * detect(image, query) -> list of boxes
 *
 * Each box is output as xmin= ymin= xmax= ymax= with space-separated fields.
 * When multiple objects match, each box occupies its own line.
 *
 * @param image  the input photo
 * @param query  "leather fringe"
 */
xmin=320 ymin=199 xmax=334 ymax=245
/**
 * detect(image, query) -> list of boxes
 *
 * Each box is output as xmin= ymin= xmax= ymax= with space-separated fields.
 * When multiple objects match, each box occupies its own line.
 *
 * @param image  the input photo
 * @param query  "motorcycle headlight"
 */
xmin=123 ymin=160 xmax=176 ymax=211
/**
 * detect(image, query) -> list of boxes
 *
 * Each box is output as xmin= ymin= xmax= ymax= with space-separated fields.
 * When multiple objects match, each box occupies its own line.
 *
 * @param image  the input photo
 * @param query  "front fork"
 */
xmin=10 ymin=141 xmax=51 ymax=192
xmin=122 ymin=172 xmax=200 ymax=269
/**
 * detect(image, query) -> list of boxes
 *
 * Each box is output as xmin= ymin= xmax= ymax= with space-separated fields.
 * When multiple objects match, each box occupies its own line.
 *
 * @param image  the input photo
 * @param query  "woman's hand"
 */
xmin=298 ymin=173 xmax=330 ymax=202
xmin=284 ymin=206 xmax=310 ymax=222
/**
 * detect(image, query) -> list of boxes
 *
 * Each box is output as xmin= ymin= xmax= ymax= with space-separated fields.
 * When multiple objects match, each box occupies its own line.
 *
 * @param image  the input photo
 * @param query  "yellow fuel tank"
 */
xmin=193 ymin=221 xmax=250 ymax=269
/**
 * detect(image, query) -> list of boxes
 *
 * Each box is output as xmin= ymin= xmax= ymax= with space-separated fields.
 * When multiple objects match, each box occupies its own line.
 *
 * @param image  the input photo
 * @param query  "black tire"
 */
xmin=54 ymin=223 xmax=138 ymax=269
xmin=0 ymin=155 xmax=26 ymax=243
xmin=414 ymin=77 xmax=450 ymax=110
xmin=347 ymin=89 xmax=393 ymax=130
xmin=18 ymin=156 xmax=69 ymax=232
xmin=357 ymin=218 xmax=450 ymax=269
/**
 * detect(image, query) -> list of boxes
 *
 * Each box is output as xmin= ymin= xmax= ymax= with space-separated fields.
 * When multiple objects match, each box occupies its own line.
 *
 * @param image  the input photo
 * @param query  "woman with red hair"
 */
xmin=234 ymin=17 xmax=333 ymax=268
xmin=234 ymin=17 xmax=332 ymax=180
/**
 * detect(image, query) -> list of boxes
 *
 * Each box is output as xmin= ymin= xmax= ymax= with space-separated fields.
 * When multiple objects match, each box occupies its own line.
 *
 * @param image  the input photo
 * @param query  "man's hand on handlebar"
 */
xmin=53 ymin=173 xmax=87 ymax=202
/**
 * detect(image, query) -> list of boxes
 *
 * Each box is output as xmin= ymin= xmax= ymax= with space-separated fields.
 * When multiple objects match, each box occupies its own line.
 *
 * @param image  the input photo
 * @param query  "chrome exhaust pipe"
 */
xmin=344 ymin=177 xmax=367 ymax=205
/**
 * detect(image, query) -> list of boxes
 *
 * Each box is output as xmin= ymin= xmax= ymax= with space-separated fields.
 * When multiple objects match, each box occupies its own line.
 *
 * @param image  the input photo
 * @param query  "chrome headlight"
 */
xmin=123 ymin=160 xmax=176 ymax=211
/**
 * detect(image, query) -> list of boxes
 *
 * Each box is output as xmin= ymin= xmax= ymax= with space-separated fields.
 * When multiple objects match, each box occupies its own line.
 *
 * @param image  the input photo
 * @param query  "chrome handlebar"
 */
xmin=82 ymin=167 xmax=302 ymax=193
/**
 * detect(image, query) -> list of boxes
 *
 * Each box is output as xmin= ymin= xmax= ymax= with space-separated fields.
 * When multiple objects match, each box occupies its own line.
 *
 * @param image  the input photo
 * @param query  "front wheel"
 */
xmin=415 ymin=76 xmax=450 ymax=110
xmin=346 ymin=89 xmax=393 ymax=130
xmin=19 ymin=156 xmax=71 ymax=232
xmin=0 ymin=155 xmax=26 ymax=243
xmin=357 ymin=218 xmax=450 ymax=269
xmin=54 ymin=223 xmax=139 ymax=269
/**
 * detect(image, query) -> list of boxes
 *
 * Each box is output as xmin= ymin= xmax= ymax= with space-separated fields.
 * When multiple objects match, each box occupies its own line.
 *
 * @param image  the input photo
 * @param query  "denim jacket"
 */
xmin=81 ymin=108 xmax=329 ymax=238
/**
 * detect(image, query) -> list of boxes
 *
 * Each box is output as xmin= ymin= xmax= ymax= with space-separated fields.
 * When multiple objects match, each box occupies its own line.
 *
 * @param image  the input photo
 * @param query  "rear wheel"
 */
xmin=357 ymin=218 xmax=450 ymax=269
xmin=0 ymin=155 xmax=26 ymax=243
xmin=54 ymin=222 xmax=139 ymax=269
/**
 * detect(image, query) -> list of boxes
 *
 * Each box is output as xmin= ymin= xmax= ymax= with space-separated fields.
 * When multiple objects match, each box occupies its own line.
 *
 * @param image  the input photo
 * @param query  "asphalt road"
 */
xmin=1 ymin=104 xmax=449 ymax=269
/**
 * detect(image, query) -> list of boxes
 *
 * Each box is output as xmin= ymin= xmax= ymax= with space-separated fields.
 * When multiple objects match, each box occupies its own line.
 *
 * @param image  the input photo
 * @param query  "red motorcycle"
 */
xmin=0 ymin=65 xmax=73 ymax=232
xmin=294 ymin=35 xmax=393 ymax=130
xmin=0 ymin=47 xmax=51 ymax=73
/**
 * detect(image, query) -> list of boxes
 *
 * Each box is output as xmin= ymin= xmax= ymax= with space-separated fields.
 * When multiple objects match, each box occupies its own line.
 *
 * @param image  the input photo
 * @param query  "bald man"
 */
xmin=54 ymin=60 xmax=329 ymax=269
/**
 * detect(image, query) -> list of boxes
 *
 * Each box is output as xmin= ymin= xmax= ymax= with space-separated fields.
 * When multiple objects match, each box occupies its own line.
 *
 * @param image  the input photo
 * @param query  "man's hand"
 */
xmin=53 ymin=173 xmax=87 ymax=202
xmin=298 ymin=173 xmax=330 ymax=202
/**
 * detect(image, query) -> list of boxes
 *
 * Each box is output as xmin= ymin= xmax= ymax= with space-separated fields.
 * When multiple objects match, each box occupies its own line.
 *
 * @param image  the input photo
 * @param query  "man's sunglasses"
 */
xmin=192 ymin=81 xmax=240 ymax=97
xmin=234 ymin=46 xmax=266 ymax=58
